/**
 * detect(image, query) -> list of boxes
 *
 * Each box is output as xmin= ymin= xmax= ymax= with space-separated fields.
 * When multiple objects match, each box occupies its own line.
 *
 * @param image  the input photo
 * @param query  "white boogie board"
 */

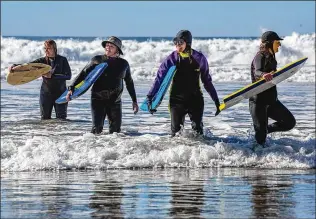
xmin=219 ymin=57 xmax=308 ymax=112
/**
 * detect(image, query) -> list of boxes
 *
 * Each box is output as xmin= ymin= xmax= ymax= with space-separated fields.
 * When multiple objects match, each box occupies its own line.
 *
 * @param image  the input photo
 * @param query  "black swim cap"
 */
xmin=173 ymin=30 xmax=192 ymax=46
xmin=261 ymin=31 xmax=283 ymax=43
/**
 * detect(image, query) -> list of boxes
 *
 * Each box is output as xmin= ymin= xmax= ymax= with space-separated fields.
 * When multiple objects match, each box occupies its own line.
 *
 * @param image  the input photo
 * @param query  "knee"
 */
xmin=287 ymin=117 xmax=296 ymax=130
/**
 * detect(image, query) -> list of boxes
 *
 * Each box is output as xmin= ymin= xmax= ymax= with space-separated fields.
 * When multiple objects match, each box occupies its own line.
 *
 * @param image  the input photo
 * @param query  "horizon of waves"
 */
xmin=1 ymin=32 xmax=315 ymax=82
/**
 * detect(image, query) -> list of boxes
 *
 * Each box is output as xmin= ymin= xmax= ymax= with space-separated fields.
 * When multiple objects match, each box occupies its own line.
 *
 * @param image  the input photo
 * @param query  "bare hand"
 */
xmin=8 ymin=65 xmax=17 ymax=73
xmin=263 ymin=72 xmax=273 ymax=81
xmin=147 ymin=99 xmax=156 ymax=115
xmin=66 ymin=90 xmax=73 ymax=102
xmin=42 ymin=72 xmax=52 ymax=78
xmin=133 ymin=102 xmax=139 ymax=114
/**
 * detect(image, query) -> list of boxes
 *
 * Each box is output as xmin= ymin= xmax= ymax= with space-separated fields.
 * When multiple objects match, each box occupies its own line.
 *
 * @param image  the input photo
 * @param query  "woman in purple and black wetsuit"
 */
xmin=146 ymin=30 xmax=221 ymax=137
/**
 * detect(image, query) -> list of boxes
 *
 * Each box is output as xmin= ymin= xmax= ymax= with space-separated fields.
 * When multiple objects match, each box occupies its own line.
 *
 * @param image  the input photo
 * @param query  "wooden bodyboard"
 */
xmin=7 ymin=63 xmax=51 ymax=85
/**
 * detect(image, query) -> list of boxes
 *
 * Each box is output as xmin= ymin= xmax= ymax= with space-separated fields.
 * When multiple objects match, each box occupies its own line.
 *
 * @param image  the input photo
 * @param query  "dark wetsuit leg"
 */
xmin=170 ymin=102 xmax=186 ymax=136
xmin=267 ymin=100 xmax=296 ymax=133
xmin=187 ymin=96 xmax=204 ymax=135
xmin=40 ymin=91 xmax=53 ymax=120
xmin=91 ymin=98 xmax=106 ymax=134
xmin=249 ymin=100 xmax=268 ymax=145
xmin=106 ymin=101 xmax=122 ymax=133
xmin=54 ymin=101 xmax=68 ymax=119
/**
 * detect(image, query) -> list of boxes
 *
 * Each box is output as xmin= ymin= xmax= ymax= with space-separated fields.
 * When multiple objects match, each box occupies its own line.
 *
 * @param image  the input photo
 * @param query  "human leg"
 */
xmin=267 ymin=100 xmax=296 ymax=133
xmin=187 ymin=96 xmax=204 ymax=135
xmin=40 ymin=91 xmax=54 ymax=120
xmin=170 ymin=102 xmax=186 ymax=136
xmin=249 ymin=100 xmax=268 ymax=145
xmin=91 ymin=98 xmax=106 ymax=134
xmin=107 ymin=101 xmax=122 ymax=134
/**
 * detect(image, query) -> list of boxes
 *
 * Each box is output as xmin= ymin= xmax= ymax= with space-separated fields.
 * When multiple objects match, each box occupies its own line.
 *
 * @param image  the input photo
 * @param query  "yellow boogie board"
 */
xmin=6 ymin=63 xmax=51 ymax=85
xmin=219 ymin=57 xmax=308 ymax=112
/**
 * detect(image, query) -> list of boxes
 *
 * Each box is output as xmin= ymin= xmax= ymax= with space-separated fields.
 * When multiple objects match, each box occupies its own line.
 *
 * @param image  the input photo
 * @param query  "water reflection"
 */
xmin=89 ymin=177 xmax=124 ymax=218
xmin=169 ymin=171 xmax=205 ymax=218
xmin=40 ymin=180 xmax=72 ymax=218
xmin=246 ymin=171 xmax=295 ymax=218
xmin=1 ymin=169 xmax=315 ymax=219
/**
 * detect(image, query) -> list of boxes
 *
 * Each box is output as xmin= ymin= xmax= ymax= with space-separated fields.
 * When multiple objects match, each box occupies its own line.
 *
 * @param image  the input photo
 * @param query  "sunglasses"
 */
xmin=173 ymin=39 xmax=185 ymax=46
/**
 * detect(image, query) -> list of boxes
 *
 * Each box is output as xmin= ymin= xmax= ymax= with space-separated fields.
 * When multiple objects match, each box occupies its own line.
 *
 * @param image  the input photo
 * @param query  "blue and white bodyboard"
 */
xmin=140 ymin=66 xmax=177 ymax=111
xmin=56 ymin=62 xmax=108 ymax=104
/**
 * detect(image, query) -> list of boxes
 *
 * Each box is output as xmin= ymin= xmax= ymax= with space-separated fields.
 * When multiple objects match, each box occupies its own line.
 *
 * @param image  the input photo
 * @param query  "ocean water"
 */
xmin=1 ymin=34 xmax=315 ymax=218
xmin=2 ymin=169 xmax=315 ymax=219
xmin=1 ymin=33 xmax=315 ymax=82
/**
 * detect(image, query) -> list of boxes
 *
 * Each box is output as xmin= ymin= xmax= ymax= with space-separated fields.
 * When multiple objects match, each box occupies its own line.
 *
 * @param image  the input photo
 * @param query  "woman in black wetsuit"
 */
xmin=66 ymin=36 xmax=138 ymax=134
xmin=249 ymin=31 xmax=296 ymax=146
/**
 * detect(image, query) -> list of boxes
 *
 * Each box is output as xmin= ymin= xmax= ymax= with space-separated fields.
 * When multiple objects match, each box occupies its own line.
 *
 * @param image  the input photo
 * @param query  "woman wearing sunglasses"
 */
xmin=146 ymin=30 xmax=220 ymax=137
xmin=249 ymin=31 xmax=296 ymax=146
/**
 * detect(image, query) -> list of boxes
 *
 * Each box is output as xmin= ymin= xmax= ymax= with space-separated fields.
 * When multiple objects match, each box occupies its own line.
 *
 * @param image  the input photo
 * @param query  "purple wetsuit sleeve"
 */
xmin=193 ymin=51 xmax=219 ymax=104
xmin=147 ymin=52 xmax=178 ymax=98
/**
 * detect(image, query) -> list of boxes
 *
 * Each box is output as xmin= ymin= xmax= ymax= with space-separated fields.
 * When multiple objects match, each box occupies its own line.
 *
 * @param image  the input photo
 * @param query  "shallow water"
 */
xmin=1 ymin=169 xmax=315 ymax=219
xmin=1 ymin=79 xmax=315 ymax=218
xmin=1 ymin=33 xmax=316 ymax=218
xmin=1 ymin=81 xmax=315 ymax=171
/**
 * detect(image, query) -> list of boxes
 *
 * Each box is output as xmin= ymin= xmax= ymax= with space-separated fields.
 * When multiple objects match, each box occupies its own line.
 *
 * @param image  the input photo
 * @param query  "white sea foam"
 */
xmin=1 ymin=32 xmax=315 ymax=82
xmin=1 ymin=81 xmax=315 ymax=171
